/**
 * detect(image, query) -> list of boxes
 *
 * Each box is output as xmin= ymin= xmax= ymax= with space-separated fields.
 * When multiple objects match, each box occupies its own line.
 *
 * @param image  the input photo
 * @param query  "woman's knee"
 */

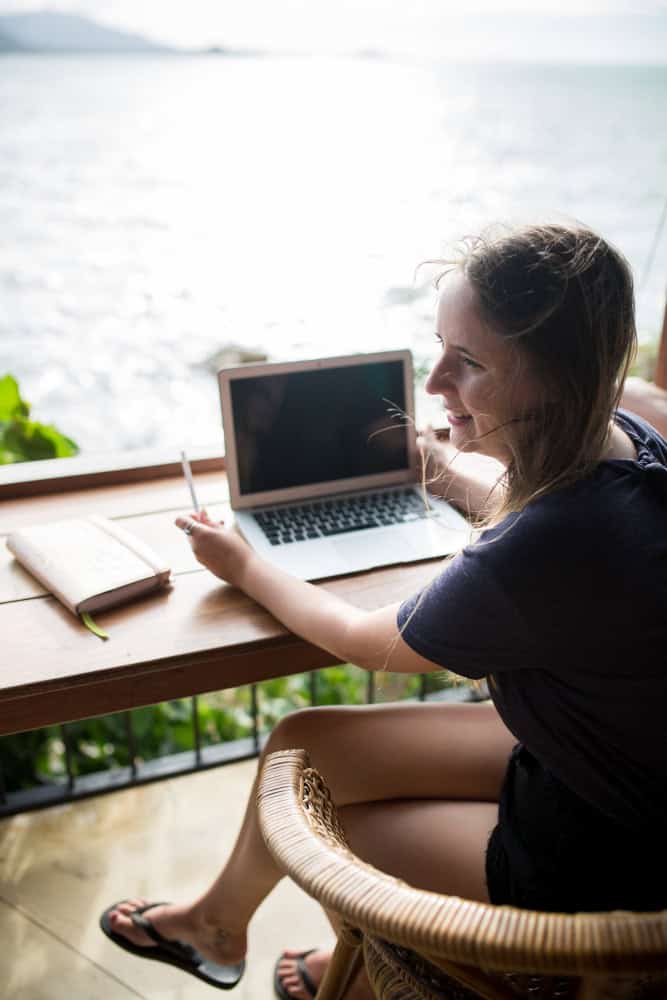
xmin=265 ymin=704 xmax=359 ymax=755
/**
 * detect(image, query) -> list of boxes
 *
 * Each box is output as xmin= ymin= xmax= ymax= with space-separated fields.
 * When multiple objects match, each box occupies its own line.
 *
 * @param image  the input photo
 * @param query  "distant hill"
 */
xmin=0 ymin=28 xmax=25 ymax=51
xmin=0 ymin=10 xmax=171 ymax=52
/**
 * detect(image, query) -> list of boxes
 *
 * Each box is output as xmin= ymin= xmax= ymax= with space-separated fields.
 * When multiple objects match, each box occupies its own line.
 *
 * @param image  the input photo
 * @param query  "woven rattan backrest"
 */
xmin=258 ymin=748 xmax=667 ymax=991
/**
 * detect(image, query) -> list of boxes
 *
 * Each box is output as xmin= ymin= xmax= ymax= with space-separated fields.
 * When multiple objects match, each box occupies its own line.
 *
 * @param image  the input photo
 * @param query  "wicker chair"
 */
xmin=257 ymin=749 xmax=667 ymax=1000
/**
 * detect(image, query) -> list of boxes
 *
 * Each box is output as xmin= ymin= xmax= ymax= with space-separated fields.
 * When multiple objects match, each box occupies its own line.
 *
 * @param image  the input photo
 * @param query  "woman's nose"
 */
xmin=425 ymin=357 xmax=453 ymax=396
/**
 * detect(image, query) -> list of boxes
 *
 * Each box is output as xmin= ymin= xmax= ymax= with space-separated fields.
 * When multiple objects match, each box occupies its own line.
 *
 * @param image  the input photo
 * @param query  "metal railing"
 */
xmin=0 ymin=672 xmax=479 ymax=818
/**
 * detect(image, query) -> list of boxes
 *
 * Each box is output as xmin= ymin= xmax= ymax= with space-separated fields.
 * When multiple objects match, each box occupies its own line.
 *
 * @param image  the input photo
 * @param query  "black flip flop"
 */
xmin=100 ymin=900 xmax=245 ymax=990
xmin=273 ymin=948 xmax=319 ymax=999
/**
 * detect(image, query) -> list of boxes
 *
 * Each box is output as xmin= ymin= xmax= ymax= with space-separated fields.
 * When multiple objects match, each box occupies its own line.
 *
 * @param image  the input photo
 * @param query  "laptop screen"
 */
xmin=228 ymin=358 xmax=410 ymax=497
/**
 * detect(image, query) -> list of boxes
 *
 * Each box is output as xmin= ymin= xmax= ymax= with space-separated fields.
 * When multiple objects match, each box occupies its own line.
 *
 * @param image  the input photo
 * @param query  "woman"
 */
xmin=101 ymin=223 xmax=667 ymax=997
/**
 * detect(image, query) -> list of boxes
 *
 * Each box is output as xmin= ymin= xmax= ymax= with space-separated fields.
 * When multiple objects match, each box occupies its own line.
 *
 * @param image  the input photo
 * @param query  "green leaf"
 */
xmin=2 ymin=418 xmax=79 ymax=462
xmin=0 ymin=447 xmax=22 ymax=464
xmin=0 ymin=375 xmax=79 ymax=464
xmin=0 ymin=374 xmax=30 ymax=421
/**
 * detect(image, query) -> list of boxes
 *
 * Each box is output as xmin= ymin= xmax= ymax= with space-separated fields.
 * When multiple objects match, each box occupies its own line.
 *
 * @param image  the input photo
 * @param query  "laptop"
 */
xmin=218 ymin=350 xmax=470 ymax=580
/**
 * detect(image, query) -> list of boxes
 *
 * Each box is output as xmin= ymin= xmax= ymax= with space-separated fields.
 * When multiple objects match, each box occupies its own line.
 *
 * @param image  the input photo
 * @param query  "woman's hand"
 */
xmin=175 ymin=510 xmax=255 ymax=589
xmin=417 ymin=425 xmax=505 ymax=516
xmin=417 ymin=425 xmax=458 ymax=486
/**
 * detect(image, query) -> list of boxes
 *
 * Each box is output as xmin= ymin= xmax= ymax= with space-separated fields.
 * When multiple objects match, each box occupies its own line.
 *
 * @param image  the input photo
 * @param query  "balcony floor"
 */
xmin=0 ymin=759 xmax=334 ymax=999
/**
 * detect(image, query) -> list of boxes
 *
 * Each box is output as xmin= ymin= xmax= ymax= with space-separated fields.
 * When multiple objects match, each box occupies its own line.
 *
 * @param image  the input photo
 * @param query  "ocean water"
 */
xmin=2 ymin=54 xmax=666 ymax=453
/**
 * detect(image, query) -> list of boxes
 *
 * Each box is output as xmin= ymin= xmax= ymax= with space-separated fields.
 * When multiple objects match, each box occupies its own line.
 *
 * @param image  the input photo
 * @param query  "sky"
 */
xmin=1 ymin=0 xmax=667 ymax=60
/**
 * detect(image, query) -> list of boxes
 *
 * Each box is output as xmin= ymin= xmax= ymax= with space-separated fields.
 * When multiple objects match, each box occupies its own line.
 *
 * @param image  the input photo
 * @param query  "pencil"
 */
xmin=180 ymin=450 xmax=200 ymax=513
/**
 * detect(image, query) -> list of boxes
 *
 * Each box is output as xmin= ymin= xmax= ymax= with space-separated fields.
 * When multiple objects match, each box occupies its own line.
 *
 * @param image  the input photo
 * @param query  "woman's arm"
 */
xmin=418 ymin=428 xmax=505 ymax=519
xmin=621 ymin=376 xmax=667 ymax=437
xmin=176 ymin=512 xmax=438 ymax=675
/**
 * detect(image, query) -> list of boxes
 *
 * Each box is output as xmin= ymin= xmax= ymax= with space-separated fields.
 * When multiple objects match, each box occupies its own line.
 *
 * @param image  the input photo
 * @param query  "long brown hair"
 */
xmin=436 ymin=223 xmax=637 ymax=521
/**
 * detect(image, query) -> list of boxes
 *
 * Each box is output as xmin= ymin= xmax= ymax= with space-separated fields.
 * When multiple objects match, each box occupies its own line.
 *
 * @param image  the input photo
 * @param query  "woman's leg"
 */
xmin=109 ymin=700 xmax=514 ymax=969
xmin=277 ymin=794 xmax=500 ymax=1000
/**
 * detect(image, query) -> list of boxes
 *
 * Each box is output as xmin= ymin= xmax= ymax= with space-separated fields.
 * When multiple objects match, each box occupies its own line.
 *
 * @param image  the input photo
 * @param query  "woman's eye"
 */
xmin=462 ymin=356 xmax=482 ymax=370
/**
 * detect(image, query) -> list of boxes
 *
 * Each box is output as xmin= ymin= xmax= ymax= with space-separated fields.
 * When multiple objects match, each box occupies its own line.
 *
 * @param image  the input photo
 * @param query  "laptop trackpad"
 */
xmin=332 ymin=531 xmax=413 ymax=570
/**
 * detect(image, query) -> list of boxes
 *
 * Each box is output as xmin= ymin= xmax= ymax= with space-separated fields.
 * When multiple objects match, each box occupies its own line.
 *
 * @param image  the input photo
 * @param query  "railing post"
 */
xmin=192 ymin=695 xmax=202 ymax=767
xmin=123 ymin=712 xmax=138 ymax=781
xmin=60 ymin=724 xmax=75 ymax=794
xmin=251 ymin=684 xmax=260 ymax=753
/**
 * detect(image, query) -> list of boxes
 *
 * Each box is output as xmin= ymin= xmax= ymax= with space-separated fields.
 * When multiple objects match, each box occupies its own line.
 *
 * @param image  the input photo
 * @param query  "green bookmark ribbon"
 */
xmin=81 ymin=612 xmax=109 ymax=640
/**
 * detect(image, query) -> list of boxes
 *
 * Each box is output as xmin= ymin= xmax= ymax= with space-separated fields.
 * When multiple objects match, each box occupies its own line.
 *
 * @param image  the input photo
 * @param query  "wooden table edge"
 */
xmin=0 ymin=634 xmax=343 ymax=736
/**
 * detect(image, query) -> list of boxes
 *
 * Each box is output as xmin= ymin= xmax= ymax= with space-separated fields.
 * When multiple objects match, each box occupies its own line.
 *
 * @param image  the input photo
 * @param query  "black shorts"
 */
xmin=485 ymin=744 xmax=666 ymax=913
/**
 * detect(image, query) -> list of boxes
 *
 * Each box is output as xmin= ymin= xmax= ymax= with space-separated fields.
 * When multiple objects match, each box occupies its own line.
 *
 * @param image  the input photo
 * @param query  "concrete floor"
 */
xmin=0 ymin=759 xmax=334 ymax=999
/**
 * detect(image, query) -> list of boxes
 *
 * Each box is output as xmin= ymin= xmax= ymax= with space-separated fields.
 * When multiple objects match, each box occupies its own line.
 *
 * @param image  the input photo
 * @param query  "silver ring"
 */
xmin=183 ymin=522 xmax=194 ymax=536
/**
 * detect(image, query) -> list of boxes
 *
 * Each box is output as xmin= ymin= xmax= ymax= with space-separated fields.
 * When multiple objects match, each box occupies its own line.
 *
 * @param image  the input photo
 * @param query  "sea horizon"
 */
xmin=3 ymin=53 xmax=666 ymax=453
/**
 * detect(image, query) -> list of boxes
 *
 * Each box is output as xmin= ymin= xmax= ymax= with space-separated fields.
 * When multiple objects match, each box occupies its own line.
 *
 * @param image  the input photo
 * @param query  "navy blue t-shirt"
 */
xmin=397 ymin=410 xmax=667 ymax=833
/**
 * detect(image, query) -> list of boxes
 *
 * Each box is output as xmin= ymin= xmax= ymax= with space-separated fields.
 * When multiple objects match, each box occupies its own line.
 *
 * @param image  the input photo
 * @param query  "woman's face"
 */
xmin=426 ymin=272 xmax=543 ymax=464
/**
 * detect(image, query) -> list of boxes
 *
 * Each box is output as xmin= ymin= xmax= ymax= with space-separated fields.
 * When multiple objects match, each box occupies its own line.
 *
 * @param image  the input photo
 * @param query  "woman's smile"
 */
xmin=444 ymin=410 xmax=473 ymax=426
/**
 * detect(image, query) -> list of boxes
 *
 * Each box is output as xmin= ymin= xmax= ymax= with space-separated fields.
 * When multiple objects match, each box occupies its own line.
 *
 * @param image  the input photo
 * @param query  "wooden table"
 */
xmin=0 ymin=463 xmax=440 ymax=737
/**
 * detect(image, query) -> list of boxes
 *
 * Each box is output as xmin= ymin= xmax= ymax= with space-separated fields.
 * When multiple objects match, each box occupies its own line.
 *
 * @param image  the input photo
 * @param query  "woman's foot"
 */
xmin=275 ymin=949 xmax=331 ymax=999
xmin=107 ymin=898 xmax=247 ymax=968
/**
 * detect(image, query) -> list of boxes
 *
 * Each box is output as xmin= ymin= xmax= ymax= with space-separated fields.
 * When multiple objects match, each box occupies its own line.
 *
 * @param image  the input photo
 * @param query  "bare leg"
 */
xmin=277 ymin=795 xmax=500 ymax=999
xmin=109 ymin=701 xmax=514 ymax=973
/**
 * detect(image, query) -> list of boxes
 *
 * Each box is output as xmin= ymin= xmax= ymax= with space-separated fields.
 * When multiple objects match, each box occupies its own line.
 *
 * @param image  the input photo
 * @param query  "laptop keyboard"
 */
xmin=253 ymin=488 xmax=429 ymax=546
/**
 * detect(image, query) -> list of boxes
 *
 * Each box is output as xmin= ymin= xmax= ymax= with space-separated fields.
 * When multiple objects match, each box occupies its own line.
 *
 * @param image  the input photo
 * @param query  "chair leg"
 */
xmin=316 ymin=923 xmax=365 ymax=1000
